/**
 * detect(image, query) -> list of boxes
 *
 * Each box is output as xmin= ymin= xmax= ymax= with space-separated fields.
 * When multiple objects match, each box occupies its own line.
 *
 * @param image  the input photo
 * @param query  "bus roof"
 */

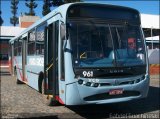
xmin=10 ymin=2 xmax=140 ymax=43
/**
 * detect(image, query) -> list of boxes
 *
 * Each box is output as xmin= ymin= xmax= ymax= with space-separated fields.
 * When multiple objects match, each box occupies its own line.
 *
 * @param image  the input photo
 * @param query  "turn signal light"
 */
xmin=86 ymin=82 xmax=91 ymax=86
xmin=93 ymin=83 xmax=99 ymax=87
xmin=78 ymin=79 xmax=83 ymax=85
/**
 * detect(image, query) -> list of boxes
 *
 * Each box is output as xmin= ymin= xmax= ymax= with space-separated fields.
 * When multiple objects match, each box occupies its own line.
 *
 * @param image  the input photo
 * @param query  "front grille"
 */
xmin=119 ymin=80 xmax=135 ymax=85
xmin=77 ymin=75 xmax=145 ymax=88
xmin=100 ymin=83 xmax=111 ymax=86
xmin=84 ymin=91 xmax=140 ymax=101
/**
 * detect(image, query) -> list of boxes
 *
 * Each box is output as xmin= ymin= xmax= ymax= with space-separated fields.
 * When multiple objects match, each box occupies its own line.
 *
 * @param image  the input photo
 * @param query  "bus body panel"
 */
xmin=64 ymin=40 xmax=75 ymax=84
xmin=60 ymin=41 xmax=76 ymax=104
xmin=26 ymin=71 xmax=39 ymax=90
xmin=14 ymin=56 xmax=23 ymax=81
xmin=26 ymin=56 xmax=44 ymax=90
xmin=66 ymin=83 xmax=83 ymax=105
xmin=59 ymin=80 xmax=66 ymax=104
xmin=65 ymin=75 xmax=149 ymax=105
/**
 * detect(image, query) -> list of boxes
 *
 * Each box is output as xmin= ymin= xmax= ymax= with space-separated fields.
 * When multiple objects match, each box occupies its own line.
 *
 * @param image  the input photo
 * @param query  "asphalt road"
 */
xmin=1 ymin=67 xmax=159 ymax=119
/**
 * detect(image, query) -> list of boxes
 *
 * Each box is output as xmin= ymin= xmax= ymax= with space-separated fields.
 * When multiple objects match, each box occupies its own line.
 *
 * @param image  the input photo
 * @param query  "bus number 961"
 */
xmin=83 ymin=71 xmax=93 ymax=77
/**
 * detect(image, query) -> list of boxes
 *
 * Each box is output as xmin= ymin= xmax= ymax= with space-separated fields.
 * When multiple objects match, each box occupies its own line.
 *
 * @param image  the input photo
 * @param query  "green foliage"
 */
xmin=10 ymin=0 xmax=19 ymax=26
xmin=0 ymin=11 xmax=4 ymax=26
xmin=52 ymin=0 xmax=82 ymax=6
xmin=10 ymin=16 xmax=18 ymax=25
xmin=52 ymin=0 xmax=64 ymax=6
xmin=64 ymin=0 xmax=82 ymax=3
xmin=42 ymin=0 xmax=51 ymax=16
xmin=42 ymin=0 xmax=82 ymax=15
xmin=25 ymin=0 xmax=38 ymax=16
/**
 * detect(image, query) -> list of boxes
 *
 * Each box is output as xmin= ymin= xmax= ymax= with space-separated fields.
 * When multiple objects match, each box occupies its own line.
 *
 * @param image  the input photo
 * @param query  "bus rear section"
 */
xmin=63 ymin=3 xmax=149 ymax=105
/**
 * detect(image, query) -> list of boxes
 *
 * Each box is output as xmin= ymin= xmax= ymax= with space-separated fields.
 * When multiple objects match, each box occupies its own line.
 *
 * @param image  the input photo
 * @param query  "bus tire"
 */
xmin=17 ymin=79 xmax=23 ymax=84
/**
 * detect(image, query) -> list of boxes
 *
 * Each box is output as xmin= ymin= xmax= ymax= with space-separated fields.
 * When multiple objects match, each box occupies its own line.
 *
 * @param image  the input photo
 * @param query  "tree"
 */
xmin=51 ymin=0 xmax=63 ymax=6
xmin=25 ymin=0 xmax=38 ymax=16
xmin=42 ymin=0 xmax=52 ymax=16
xmin=0 ymin=0 xmax=3 ymax=26
xmin=10 ymin=0 xmax=19 ymax=26
xmin=64 ymin=0 xmax=81 ymax=3
xmin=0 ymin=11 xmax=4 ymax=26
xmin=42 ymin=0 xmax=82 ymax=16
xmin=52 ymin=0 xmax=82 ymax=7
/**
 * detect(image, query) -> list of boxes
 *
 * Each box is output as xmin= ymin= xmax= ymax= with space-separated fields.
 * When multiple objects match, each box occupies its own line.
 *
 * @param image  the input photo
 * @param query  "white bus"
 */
xmin=9 ymin=3 xmax=149 ymax=105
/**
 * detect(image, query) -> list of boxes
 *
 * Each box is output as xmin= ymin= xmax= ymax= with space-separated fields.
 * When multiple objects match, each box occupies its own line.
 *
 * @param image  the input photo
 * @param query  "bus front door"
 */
xmin=44 ymin=22 xmax=59 ymax=98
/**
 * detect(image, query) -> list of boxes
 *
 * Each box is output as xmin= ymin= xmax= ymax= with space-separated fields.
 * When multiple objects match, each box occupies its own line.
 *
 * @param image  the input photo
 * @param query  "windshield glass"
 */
xmin=68 ymin=21 xmax=146 ymax=68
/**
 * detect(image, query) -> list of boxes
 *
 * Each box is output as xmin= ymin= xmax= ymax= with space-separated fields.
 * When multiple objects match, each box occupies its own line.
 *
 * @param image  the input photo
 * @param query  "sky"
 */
xmin=0 ymin=0 xmax=159 ymax=26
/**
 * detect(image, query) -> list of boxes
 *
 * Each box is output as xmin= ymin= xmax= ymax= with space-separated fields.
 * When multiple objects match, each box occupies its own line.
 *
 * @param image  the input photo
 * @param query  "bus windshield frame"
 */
xmin=67 ymin=19 xmax=146 ymax=69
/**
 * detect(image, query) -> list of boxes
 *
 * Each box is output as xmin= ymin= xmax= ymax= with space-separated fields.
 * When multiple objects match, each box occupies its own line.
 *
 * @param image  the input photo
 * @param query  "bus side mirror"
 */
xmin=60 ymin=23 xmax=65 ymax=40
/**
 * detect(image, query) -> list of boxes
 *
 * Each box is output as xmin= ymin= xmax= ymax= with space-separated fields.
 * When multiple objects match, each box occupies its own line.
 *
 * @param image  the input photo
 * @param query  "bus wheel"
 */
xmin=17 ymin=79 xmax=22 ymax=84
xmin=41 ymin=80 xmax=59 ymax=106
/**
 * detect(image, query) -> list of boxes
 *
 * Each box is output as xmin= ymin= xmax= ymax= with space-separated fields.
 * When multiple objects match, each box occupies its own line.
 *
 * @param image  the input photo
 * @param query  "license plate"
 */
xmin=109 ymin=89 xmax=123 ymax=95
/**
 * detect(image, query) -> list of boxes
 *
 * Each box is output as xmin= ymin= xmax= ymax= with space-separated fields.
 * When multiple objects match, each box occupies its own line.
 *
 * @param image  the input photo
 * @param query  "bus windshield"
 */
xmin=68 ymin=21 xmax=146 ymax=68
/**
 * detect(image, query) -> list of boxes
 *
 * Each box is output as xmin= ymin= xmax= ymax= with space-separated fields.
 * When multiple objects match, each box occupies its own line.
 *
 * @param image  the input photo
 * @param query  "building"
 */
xmin=0 ymin=26 xmax=25 ymax=62
xmin=19 ymin=15 xmax=40 ymax=28
xmin=141 ymin=14 xmax=159 ymax=49
xmin=0 ymin=15 xmax=40 ymax=67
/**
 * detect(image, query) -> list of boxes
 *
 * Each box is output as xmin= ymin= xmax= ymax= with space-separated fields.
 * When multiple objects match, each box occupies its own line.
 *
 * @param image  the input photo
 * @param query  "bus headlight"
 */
xmin=78 ymin=79 xmax=83 ymax=85
xmin=93 ymin=83 xmax=99 ymax=87
xmin=135 ymin=79 xmax=140 ymax=83
xmin=135 ymin=75 xmax=145 ymax=84
xmin=141 ymin=75 xmax=145 ymax=80
xmin=86 ymin=82 xmax=91 ymax=86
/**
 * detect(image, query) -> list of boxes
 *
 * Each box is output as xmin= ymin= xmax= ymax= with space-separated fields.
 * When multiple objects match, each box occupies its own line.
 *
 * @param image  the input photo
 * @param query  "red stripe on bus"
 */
xmin=55 ymin=96 xmax=64 ymax=104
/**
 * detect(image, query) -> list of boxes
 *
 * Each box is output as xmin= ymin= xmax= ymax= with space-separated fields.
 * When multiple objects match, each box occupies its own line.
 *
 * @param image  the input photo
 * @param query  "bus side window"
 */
xmin=28 ymin=30 xmax=36 ymax=55
xmin=36 ymin=23 xmax=46 ymax=55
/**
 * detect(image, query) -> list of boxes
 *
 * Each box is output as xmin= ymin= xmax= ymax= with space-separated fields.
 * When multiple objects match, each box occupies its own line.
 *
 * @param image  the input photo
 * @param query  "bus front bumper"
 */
xmin=65 ymin=75 xmax=149 ymax=105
